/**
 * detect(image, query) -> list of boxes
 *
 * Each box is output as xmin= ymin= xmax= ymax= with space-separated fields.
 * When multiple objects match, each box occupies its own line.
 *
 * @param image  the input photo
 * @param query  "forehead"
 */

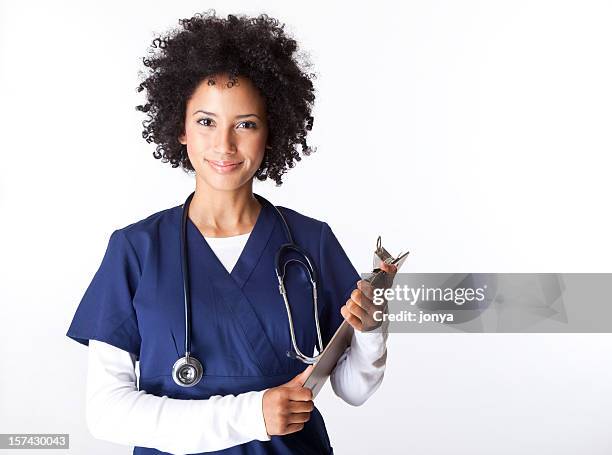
xmin=186 ymin=74 xmax=266 ymax=112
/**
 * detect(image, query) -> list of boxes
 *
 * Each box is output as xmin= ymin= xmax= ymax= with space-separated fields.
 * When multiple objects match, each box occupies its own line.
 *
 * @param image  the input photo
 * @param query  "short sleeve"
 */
xmin=318 ymin=222 xmax=361 ymax=347
xmin=66 ymin=229 xmax=142 ymax=359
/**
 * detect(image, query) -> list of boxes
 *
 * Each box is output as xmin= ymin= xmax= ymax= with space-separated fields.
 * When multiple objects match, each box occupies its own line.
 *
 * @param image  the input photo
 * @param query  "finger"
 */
xmin=346 ymin=298 xmax=368 ymax=321
xmin=380 ymin=262 xmax=398 ymax=275
xmin=287 ymin=387 xmax=313 ymax=401
xmin=356 ymin=280 xmax=374 ymax=300
xmin=340 ymin=305 xmax=364 ymax=331
xmin=287 ymin=411 xmax=311 ymax=424
xmin=284 ymin=423 xmax=305 ymax=434
xmin=350 ymin=288 xmax=373 ymax=309
xmin=289 ymin=400 xmax=314 ymax=413
xmin=349 ymin=290 xmax=376 ymax=314
xmin=286 ymin=365 xmax=314 ymax=387
xmin=345 ymin=300 xmax=382 ymax=331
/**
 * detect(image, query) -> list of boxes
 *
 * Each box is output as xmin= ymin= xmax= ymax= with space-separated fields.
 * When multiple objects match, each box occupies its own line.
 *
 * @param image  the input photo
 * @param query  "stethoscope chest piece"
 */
xmin=172 ymin=354 xmax=204 ymax=387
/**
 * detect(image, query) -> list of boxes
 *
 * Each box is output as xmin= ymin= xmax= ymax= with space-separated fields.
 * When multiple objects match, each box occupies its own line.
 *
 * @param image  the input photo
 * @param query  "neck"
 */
xmin=188 ymin=178 xmax=261 ymax=238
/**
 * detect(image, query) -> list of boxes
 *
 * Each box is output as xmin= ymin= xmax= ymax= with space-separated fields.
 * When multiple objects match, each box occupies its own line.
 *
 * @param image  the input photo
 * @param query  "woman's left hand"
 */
xmin=340 ymin=261 xmax=398 ymax=332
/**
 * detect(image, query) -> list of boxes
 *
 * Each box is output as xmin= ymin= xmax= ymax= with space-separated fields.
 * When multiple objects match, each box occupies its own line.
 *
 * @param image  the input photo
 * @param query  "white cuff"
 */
xmin=352 ymin=327 xmax=388 ymax=363
xmin=244 ymin=389 xmax=271 ymax=442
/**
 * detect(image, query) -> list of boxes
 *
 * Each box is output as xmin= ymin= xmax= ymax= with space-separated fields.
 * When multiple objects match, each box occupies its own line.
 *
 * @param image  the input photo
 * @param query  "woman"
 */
xmin=66 ymin=11 xmax=395 ymax=455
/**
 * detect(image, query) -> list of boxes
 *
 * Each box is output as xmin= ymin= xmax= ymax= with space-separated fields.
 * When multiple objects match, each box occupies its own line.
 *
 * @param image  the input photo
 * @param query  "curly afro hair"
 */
xmin=135 ymin=10 xmax=317 ymax=185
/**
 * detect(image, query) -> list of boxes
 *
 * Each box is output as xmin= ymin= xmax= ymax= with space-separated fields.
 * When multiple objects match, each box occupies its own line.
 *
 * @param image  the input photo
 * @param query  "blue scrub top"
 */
xmin=66 ymin=195 xmax=360 ymax=455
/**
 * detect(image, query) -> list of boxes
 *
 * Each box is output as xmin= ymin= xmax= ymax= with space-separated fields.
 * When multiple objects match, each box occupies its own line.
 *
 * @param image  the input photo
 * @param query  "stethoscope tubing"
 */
xmin=174 ymin=191 xmax=323 ymax=387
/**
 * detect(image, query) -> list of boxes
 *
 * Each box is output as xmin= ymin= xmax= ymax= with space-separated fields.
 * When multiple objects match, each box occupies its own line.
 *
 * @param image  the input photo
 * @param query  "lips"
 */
xmin=206 ymin=159 xmax=244 ymax=174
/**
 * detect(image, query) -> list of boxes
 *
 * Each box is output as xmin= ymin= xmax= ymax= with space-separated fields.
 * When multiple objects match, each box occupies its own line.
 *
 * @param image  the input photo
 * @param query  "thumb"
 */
xmin=380 ymin=261 xmax=398 ymax=275
xmin=285 ymin=364 xmax=314 ymax=387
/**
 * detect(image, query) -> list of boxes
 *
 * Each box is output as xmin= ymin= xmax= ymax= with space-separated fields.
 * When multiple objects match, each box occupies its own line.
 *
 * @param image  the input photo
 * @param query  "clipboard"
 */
xmin=303 ymin=237 xmax=409 ymax=397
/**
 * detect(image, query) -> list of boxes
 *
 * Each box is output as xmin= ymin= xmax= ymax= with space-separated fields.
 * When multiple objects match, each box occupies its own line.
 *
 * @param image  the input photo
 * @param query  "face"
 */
xmin=178 ymin=74 xmax=269 ymax=192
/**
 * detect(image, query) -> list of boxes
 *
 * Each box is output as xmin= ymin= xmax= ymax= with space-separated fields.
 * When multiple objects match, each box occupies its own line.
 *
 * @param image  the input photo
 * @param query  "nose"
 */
xmin=214 ymin=127 xmax=237 ymax=156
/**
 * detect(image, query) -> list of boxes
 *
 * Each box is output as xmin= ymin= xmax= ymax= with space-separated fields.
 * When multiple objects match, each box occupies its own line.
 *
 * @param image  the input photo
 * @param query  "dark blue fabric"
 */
xmin=66 ymin=196 xmax=360 ymax=454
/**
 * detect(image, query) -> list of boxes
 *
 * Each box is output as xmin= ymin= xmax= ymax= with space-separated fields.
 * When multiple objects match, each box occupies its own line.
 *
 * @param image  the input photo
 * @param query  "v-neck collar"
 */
xmin=184 ymin=195 xmax=277 ymax=290
xmin=174 ymin=195 xmax=285 ymax=374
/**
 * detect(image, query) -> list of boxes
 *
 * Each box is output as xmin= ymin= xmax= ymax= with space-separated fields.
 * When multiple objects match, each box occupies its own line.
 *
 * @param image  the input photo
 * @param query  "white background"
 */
xmin=1 ymin=1 xmax=611 ymax=454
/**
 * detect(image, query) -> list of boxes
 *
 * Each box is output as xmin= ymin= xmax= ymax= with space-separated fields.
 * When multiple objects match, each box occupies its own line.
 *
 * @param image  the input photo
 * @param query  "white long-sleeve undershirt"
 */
xmin=85 ymin=232 xmax=387 ymax=454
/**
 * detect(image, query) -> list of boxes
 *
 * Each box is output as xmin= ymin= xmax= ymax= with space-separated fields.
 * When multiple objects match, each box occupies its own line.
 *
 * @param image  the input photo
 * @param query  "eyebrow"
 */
xmin=192 ymin=110 xmax=262 ymax=120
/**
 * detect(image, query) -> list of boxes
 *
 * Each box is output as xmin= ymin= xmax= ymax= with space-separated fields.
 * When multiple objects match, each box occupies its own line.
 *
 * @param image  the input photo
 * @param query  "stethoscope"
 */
xmin=172 ymin=191 xmax=324 ymax=387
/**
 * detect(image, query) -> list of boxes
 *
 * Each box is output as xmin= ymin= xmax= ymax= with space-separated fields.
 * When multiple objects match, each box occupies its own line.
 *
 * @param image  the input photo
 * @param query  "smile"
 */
xmin=206 ymin=159 xmax=244 ymax=174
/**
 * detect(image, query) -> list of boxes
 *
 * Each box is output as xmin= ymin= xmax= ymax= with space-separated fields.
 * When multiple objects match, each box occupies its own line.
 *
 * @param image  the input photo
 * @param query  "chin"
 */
xmin=201 ymin=173 xmax=251 ymax=192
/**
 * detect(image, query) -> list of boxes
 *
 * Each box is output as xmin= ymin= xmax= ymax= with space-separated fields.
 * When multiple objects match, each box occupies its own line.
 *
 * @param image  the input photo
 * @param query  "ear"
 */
xmin=178 ymin=133 xmax=186 ymax=145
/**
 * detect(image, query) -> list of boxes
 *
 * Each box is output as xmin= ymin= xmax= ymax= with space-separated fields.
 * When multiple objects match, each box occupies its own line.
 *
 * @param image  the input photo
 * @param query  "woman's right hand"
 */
xmin=262 ymin=365 xmax=315 ymax=436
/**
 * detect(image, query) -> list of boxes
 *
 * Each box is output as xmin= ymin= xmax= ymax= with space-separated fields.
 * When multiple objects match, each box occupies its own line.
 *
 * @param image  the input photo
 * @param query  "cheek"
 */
xmin=184 ymin=131 xmax=213 ymax=162
xmin=184 ymin=128 xmax=212 ymax=148
xmin=240 ymin=133 xmax=267 ymax=161
xmin=250 ymin=129 xmax=269 ymax=159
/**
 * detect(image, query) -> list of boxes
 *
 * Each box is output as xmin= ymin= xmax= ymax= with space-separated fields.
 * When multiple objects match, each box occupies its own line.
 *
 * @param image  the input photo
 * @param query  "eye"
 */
xmin=237 ymin=121 xmax=257 ymax=129
xmin=197 ymin=118 xmax=214 ymax=127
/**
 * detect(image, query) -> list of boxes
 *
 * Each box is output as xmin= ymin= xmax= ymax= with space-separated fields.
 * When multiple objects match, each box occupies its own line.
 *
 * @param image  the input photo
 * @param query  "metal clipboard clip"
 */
xmin=362 ymin=236 xmax=410 ymax=289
